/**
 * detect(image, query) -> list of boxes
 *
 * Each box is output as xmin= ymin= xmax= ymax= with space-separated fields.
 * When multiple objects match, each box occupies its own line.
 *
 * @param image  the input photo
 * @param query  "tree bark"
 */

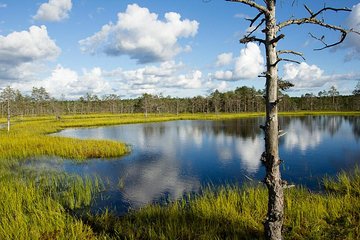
xmin=262 ymin=1 xmax=284 ymax=239
xmin=7 ymin=99 xmax=10 ymax=132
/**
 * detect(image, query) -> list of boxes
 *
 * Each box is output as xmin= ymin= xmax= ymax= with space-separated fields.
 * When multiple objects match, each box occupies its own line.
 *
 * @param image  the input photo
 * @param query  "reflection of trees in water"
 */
xmin=140 ymin=118 xmax=265 ymax=142
xmin=279 ymin=116 xmax=360 ymax=153
xmin=321 ymin=116 xmax=342 ymax=136
xmin=281 ymin=117 xmax=322 ymax=152
xmin=142 ymin=123 xmax=166 ymax=138
xmin=139 ymin=116 xmax=358 ymax=145
xmin=208 ymin=119 xmax=264 ymax=174
xmin=345 ymin=116 xmax=360 ymax=141
xmin=282 ymin=116 xmax=343 ymax=136
xmin=136 ymin=116 xmax=359 ymax=175
xmin=210 ymin=118 xmax=263 ymax=139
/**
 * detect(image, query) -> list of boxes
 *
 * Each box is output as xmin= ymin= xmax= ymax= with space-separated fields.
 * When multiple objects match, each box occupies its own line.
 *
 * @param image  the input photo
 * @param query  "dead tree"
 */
xmin=0 ymin=86 xmax=16 ymax=132
xmin=226 ymin=0 xmax=359 ymax=239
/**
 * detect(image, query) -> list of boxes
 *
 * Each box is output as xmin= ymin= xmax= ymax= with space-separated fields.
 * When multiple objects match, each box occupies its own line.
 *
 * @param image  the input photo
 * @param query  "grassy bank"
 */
xmin=0 ymin=112 xmax=359 ymax=239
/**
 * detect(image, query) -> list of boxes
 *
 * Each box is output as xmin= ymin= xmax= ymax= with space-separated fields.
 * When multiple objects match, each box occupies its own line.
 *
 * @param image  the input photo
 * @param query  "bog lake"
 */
xmin=26 ymin=115 xmax=360 ymax=214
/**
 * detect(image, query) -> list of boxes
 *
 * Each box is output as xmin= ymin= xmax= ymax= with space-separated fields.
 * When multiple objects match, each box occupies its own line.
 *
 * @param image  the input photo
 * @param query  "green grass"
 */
xmin=0 ymin=112 xmax=359 ymax=239
xmin=0 ymin=168 xmax=101 ymax=239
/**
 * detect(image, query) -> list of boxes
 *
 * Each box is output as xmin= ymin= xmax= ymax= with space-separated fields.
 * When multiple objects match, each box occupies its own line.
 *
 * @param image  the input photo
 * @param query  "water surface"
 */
xmin=45 ymin=116 xmax=360 ymax=214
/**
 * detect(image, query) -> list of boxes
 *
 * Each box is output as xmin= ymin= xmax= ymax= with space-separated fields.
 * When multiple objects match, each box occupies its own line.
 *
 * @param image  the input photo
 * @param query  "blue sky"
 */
xmin=0 ymin=0 xmax=359 ymax=99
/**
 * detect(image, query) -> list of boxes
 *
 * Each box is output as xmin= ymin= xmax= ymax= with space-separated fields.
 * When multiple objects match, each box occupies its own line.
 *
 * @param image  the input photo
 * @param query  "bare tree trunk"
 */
xmin=145 ymin=97 xmax=148 ymax=118
xmin=262 ymin=1 xmax=284 ymax=239
xmin=176 ymin=100 xmax=179 ymax=115
xmin=7 ymin=99 xmax=10 ymax=132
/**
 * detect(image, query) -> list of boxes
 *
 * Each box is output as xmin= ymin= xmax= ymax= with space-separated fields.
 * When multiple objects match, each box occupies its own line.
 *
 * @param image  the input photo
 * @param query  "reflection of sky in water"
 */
xmin=236 ymin=137 xmax=263 ymax=174
xmin=123 ymin=156 xmax=199 ymax=207
xmin=47 ymin=116 xmax=360 ymax=214
xmin=284 ymin=119 xmax=323 ymax=153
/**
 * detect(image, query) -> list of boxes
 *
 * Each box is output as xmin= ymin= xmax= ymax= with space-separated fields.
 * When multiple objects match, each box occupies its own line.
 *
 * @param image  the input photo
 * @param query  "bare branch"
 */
xmin=279 ymin=16 xmax=344 ymax=30
xmin=269 ymin=34 xmax=285 ymax=44
xmin=277 ymin=50 xmax=306 ymax=61
xmin=309 ymin=30 xmax=347 ymax=51
xmin=308 ymin=33 xmax=330 ymax=50
xmin=304 ymin=4 xmax=351 ymax=19
xmin=246 ymin=18 xmax=265 ymax=37
xmin=304 ymin=5 xmax=314 ymax=16
xmin=278 ymin=16 xmax=360 ymax=50
xmin=245 ymin=12 xmax=263 ymax=27
xmin=281 ymin=58 xmax=301 ymax=64
xmin=273 ymin=58 xmax=301 ymax=66
xmin=279 ymin=5 xmax=352 ymax=30
xmin=226 ymin=0 xmax=269 ymax=16
xmin=237 ymin=3 xmax=266 ymax=46
xmin=240 ymin=36 xmax=265 ymax=44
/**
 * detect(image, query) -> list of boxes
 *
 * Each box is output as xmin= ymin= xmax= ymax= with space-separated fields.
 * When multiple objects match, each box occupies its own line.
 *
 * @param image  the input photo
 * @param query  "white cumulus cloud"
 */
xmin=175 ymin=70 xmax=202 ymax=89
xmin=283 ymin=62 xmax=324 ymax=88
xmin=106 ymin=61 xmax=203 ymax=95
xmin=214 ymin=70 xmax=233 ymax=81
xmin=216 ymin=52 xmax=233 ymax=66
xmin=0 ymin=25 xmax=60 ymax=65
xmin=0 ymin=25 xmax=60 ymax=82
xmin=48 ymin=66 xmax=112 ymax=98
xmin=212 ymin=43 xmax=264 ymax=81
xmin=33 ymin=0 xmax=72 ymax=22
xmin=283 ymin=62 xmax=360 ymax=93
xmin=234 ymin=42 xmax=264 ymax=79
xmin=11 ymin=65 xmax=113 ymax=99
xmin=79 ymin=4 xmax=199 ymax=63
xmin=344 ymin=3 xmax=360 ymax=61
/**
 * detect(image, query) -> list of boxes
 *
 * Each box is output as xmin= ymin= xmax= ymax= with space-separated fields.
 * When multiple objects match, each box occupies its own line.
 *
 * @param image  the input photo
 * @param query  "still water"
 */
xmin=49 ymin=116 xmax=360 ymax=214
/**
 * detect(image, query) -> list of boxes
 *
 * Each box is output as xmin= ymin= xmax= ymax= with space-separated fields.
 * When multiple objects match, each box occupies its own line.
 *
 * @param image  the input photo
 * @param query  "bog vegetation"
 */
xmin=0 ymin=113 xmax=359 ymax=239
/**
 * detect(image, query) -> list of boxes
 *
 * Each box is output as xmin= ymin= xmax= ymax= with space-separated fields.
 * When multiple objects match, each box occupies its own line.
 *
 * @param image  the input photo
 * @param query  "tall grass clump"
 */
xmin=323 ymin=166 xmax=360 ymax=196
xmin=0 ymin=168 xmax=102 ymax=239
xmin=83 ymin=185 xmax=267 ymax=240
xmin=0 ymin=118 xmax=130 ymax=161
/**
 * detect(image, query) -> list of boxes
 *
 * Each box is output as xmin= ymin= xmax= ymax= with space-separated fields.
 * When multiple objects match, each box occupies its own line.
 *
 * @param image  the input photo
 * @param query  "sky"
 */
xmin=0 ymin=0 xmax=359 ymax=99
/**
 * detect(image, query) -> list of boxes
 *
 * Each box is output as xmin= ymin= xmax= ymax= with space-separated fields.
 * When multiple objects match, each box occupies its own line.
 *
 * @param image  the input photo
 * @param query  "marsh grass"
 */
xmin=0 ymin=168 xmax=102 ymax=239
xmin=323 ymin=166 xmax=360 ymax=196
xmin=0 ymin=119 xmax=129 ymax=161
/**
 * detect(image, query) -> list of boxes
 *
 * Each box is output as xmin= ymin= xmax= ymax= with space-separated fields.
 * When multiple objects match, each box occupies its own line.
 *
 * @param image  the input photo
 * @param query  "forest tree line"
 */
xmin=1 ymin=83 xmax=360 ymax=118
